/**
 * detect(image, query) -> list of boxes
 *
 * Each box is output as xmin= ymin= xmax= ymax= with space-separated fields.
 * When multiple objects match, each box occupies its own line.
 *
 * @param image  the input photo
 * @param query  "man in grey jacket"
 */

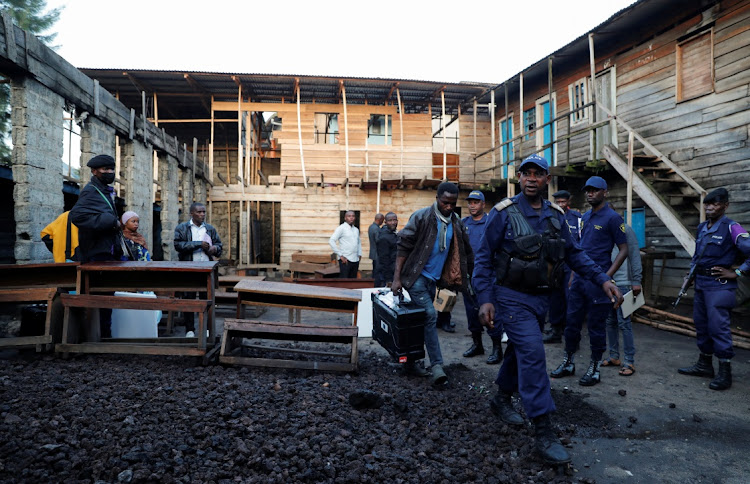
xmin=601 ymin=223 xmax=642 ymax=375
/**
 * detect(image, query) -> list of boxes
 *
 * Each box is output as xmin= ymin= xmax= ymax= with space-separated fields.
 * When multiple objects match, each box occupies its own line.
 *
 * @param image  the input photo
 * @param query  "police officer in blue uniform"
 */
xmin=543 ymin=190 xmax=582 ymax=344
xmin=678 ymin=188 xmax=750 ymax=390
xmin=550 ymin=176 xmax=628 ymax=386
xmin=474 ymin=155 xmax=622 ymax=464
xmin=461 ymin=190 xmax=504 ymax=364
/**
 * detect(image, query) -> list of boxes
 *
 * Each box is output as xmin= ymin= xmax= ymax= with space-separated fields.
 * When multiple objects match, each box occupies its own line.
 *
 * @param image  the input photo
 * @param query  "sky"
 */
xmin=44 ymin=0 xmax=635 ymax=84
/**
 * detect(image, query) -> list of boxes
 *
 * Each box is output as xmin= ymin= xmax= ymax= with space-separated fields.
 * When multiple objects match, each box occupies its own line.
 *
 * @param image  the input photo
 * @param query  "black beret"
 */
xmin=86 ymin=154 xmax=115 ymax=168
xmin=704 ymin=187 xmax=729 ymax=204
xmin=552 ymin=190 xmax=571 ymax=199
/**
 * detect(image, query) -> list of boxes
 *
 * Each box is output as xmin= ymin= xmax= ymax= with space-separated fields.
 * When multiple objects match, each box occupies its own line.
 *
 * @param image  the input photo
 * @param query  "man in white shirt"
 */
xmin=174 ymin=202 xmax=223 ymax=337
xmin=329 ymin=210 xmax=362 ymax=278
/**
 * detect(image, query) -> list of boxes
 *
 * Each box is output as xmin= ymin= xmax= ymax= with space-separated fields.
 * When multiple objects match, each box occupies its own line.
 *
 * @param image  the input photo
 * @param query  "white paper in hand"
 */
xmin=620 ymin=289 xmax=645 ymax=318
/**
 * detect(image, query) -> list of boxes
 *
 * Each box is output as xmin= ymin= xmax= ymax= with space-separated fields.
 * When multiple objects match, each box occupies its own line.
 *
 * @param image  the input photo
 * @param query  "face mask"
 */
xmin=98 ymin=172 xmax=115 ymax=185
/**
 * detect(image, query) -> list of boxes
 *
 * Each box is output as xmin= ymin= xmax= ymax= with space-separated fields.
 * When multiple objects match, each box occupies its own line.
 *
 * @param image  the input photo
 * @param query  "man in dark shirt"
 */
xmin=369 ymin=213 xmax=384 ymax=277
xmin=550 ymin=176 xmax=628 ymax=386
xmin=375 ymin=212 xmax=398 ymax=287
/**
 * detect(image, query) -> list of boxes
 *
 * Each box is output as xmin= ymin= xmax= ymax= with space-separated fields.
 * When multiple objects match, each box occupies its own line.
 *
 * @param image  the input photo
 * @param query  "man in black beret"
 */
xmin=542 ymin=190 xmax=582 ymax=344
xmin=70 ymin=154 xmax=121 ymax=337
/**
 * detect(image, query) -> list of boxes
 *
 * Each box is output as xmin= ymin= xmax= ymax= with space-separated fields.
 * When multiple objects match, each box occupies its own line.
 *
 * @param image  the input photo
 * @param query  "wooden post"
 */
xmin=296 ymin=80 xmax=308 ymax=188
xmin=237 ymin=85 xmax=243 ymax=185
xmin=490 ymin=90 xmax=496 ymax=178
xmin=209 ymin=96 xmax=215 ymax=184
xmin=227 ymin=201 xmax=232 ymax=260
xmin=271 ymin=201 xmax=275 ymax=264
xmin=589 ymin=33 xmax=597 ymax=161
xmin=519 ymin=74 xmax=524 ymax=158
xmin=441 ymin=90 xmax=447 ymax=181
xmin=342 ymin=82 xmax=350 ymax=200
xmin=376 ymin=161 xmax=382 ymax=214
xmin=397 ymin=88 xmax=404 ymax=179
xmin=473 ymin=99 xmax=477 ymax=185
xmin=627 ymin=131 xmax=634 ymax=227
xmin=548 ymin=56 xmax=554 ymax=165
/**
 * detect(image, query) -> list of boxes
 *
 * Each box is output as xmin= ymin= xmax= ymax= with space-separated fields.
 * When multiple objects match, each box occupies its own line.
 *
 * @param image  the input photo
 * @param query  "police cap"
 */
xmin=552 ymin=190 xmax=571 ymax=199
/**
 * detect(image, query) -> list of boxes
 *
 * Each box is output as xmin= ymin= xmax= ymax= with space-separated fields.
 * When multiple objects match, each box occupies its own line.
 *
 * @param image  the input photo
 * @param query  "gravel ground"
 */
xmin=0 ymin=345 xmax=607 ymax=484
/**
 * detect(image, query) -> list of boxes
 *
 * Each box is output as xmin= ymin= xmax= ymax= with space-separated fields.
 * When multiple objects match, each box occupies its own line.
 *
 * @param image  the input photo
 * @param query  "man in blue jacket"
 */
xmin=678 ymin=188 xmax=750 ymax=390
xmin=473 ymin=155 xmax=621 ymax=464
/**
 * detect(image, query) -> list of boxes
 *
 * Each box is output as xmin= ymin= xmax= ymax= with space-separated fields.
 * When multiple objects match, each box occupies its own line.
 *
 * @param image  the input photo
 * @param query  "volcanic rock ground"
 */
xmin=1 ymin=297 xmax=749 ymax=483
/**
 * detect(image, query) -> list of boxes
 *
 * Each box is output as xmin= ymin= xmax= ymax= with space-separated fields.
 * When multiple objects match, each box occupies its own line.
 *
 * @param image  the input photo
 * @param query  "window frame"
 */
xmin=367 ymin=114 xmax=392 ymax=145
xmin=568 ymin=78 xmax=590 ymax=126
xmin=676 ymin=28 xmax=714 ymax=103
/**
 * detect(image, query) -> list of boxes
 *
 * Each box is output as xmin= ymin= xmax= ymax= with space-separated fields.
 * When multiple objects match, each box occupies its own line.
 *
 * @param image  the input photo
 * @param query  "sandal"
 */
xmin=619 ymin=364 xmax=635 ymax=376
xmin=600 ymin=357 xmax=621 ymax=367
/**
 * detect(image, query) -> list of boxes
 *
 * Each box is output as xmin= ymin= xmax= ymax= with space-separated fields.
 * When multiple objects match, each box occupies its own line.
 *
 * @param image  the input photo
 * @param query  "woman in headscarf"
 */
xmin=120 ymin=211 xmax=152 ymax=261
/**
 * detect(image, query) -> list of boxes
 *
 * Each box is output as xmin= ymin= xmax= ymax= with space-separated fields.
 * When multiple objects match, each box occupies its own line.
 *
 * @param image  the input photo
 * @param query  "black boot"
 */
xmin=678 ymin=353 xmax=714 ymax=377
xmin=709 ymin=360 xmax=732 ymax=390
xmin=542 ymin=326 xmax=562 ymax=344
xmin=486 ymin=338 xmax=503 ymax=365
xmin=532 ymin=413 xmax=571 ymax=464
xmin=489 ymin=390 xmax=524 ymax=426
xmin=578 ymin=360 xmax=601 ymax=386
xmin=463 ymin=332 xmax=484 ymax=357
xmin=550 ymin=352 xmax=575 ymax=378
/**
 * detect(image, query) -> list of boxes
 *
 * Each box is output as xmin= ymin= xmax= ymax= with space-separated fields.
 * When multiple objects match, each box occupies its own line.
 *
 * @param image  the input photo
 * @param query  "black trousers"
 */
xmin=182 ymin=291 xmax=207 ymax=331
xmin=339 ymin=260 xmax=359 ymax=278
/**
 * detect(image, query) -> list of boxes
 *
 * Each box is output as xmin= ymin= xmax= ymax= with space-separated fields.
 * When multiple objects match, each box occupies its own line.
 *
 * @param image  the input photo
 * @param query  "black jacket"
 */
xmin=397 ymin=205 xmax=473 ymax=291
xmin=70 ymin=176 xmax=120 ymax=262
xmin=376 ymin=225 xmax=398 ymax=283
xmin=174 ymin=220 xmax=223 ymax=261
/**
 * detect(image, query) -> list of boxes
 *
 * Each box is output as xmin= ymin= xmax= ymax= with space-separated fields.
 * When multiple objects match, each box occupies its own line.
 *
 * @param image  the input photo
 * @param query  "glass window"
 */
xmin=314 ymin=113 xmax=339 ymax=144
xmin=523 ymin=108 xmax=536 ymax=140
xmin=568 ymin=79 xmax=589 ymax=124
xmin=367 ymin=114 xmax=392 ymax=145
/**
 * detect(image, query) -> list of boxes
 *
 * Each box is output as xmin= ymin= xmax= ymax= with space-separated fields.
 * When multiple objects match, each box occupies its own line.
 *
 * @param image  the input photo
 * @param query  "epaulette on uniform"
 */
xmin=549 ymin=201 xmax=565 ymax=215
xmin=493 ymin=198 xmax=514 ymax=212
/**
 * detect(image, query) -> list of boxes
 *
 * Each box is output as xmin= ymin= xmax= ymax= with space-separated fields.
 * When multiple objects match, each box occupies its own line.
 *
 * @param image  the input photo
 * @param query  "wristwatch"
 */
xmin=736 ymin=269 xmax=746 ymax=277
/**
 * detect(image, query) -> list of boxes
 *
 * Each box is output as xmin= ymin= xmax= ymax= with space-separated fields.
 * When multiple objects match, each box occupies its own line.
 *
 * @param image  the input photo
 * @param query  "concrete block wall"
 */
xmin=120 ymin=141 xmax=154 ymax=250
xmin=179 ymin=167 xmax=194 ymax=222
xmin=158 ymin=153 xmax=180 ymax=260
xmin=10 ymin=77 xmax=64 ymax=263
xmin=79 ymin=117 xmax=116 ymax=167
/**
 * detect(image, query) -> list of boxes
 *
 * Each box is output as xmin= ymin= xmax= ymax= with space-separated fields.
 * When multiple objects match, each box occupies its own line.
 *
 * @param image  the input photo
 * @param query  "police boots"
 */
xmin=678 ymin=353 xmax=715 ymax=378
xmin=550 ymin=352 xmax=575 ymax=378
xmin=489 ymin=390 xmax=524 ymax=426
xmin=463 ymin=332 xmax=484 ymax=358
xmin=709 ymin=360 xmax=732 ymax=391
xmin=542 ymin=326 xmax=562 ymax=344
xmin=579 ymin=360 xmax=601 ymax=386
xmin=486 ymin=337 xmax=503 ymax=364
xmin=532 ymin=413 xmax=571 ymax=465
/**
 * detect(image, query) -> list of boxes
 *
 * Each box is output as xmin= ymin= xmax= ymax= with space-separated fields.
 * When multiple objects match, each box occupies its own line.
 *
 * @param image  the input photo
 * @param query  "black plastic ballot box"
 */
xmin=371 ymin=293 xmax=425 ymax=362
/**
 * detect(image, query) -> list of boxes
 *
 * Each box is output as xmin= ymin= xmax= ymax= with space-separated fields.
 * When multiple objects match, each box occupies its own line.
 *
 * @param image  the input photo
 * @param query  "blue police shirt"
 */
xmin=693 ymin=215 xmax=750 ymax=290
xmin=461 ymin=213 xmax=488 ymax=253
xmin=421 ymin=215 xmax=453 ymax=281
xmin=580 ymin=202 xmax=627 ymax=271
xmin=473 ymin=194 xmax=610 ymax=306
xmin=565 ymin=209 xmax=582 ymax=241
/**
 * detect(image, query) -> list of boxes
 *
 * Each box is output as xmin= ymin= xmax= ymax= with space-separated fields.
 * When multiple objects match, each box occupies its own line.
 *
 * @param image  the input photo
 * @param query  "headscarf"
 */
xmin=121 ymin=211 xmax=148 ymax=249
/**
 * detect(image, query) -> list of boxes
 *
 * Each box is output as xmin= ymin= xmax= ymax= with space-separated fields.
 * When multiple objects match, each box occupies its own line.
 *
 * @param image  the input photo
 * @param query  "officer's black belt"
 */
xmin=695 ymin=265 xmax=730 ymax=276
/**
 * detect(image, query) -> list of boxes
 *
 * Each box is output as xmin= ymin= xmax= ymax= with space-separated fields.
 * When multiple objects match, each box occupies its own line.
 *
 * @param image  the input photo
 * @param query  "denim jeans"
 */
xmin=605 ymin=284 xmax=636 ymax=365
xmin=409 ymin=274 xmax=443 ymax=367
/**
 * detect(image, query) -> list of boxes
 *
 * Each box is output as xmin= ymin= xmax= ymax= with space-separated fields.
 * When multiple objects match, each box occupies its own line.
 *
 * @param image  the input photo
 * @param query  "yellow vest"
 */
xmin=40 ymin=211 xmax=79 ymax=262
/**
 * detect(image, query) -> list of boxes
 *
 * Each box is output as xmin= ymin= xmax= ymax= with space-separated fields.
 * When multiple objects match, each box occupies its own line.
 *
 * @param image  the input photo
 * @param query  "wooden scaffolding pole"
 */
xmin=473 ymin=99 xmax=477 ymax=185
xmin=490 ymin=90 xmax=496 ymax=178
xmin=296 ymin=80 xmax=308 ymax=188
xmin=627 ymin=131 xmax=634 ymax=227
xmin=519 ymin=74 xmax=524 ymax=159
xmin=209 ymin=95 xmax=215 ymax=184
xmin=397 ymin=88 xmax=404 ymax=179
xmin=342 ymin=81 xmax=350 ymax=200
xmin=237 ymin=85 xmax=243 ymax=185
xmin=376 ymin=161 xmax=382 ymax=214
xmin=589 ymin=33 xmax=598 ymax=161
xmin=441 ymin=90 xmax=447 ymax=181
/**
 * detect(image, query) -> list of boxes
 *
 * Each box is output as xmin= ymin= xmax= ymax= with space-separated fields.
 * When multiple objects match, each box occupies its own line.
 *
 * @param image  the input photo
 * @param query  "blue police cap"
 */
xmin=582 ymin=176 xmax=607 ymax=191
xmin=518 ymin=154 xmax=549 ymax=173
xmin=466 ymin=190 xmax=485 ymax=202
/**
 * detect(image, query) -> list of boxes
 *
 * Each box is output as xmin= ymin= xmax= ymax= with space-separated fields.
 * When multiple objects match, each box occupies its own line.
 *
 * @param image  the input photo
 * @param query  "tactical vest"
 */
xmin=494 ymin=203 xmax=566 ymax=292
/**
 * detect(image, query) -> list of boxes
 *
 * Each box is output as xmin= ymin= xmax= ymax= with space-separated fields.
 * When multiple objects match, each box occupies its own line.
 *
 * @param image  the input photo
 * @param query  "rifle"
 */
xmin=673 ymin=239 xmax=709 ymax=309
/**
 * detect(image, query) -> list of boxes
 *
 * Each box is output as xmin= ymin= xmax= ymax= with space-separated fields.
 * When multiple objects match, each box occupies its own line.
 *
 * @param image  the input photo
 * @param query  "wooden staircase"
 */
xmin=602 ymin=144 xmax=697 ymax=256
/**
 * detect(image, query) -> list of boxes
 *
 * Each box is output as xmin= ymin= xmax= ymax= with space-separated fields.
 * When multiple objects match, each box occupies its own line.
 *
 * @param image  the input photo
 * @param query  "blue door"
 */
xmin=500 ymin=117 xmax=514 ymax=178
xmin=541 ymin=101 xmax=555 ymax=164
xmin=624 ymin=208 xmax=646 ymax=248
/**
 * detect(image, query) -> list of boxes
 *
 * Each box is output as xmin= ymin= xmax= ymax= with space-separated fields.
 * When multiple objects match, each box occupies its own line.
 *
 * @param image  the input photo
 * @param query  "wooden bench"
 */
xmin=57 ymin=294 xmax=212 ymax=356
xmin=219 ymin=318 xmax=358 ymax=372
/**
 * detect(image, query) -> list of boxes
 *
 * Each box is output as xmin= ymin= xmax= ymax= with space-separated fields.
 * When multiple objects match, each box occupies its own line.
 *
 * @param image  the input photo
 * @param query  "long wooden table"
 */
xmin=223 ymin=280 xmax=362 ymax=371
xmin=0 ymin=262 xmax=78 ymax=351
xmin=56 ymin=261 xmax=218 ymax=357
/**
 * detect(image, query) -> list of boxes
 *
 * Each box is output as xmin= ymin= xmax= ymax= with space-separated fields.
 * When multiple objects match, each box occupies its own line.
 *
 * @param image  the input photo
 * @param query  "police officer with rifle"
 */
xmin=473 ymin=154 xmax=622 ymax=465
xmin=677 ymin=187 xmax=750 ymax=391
